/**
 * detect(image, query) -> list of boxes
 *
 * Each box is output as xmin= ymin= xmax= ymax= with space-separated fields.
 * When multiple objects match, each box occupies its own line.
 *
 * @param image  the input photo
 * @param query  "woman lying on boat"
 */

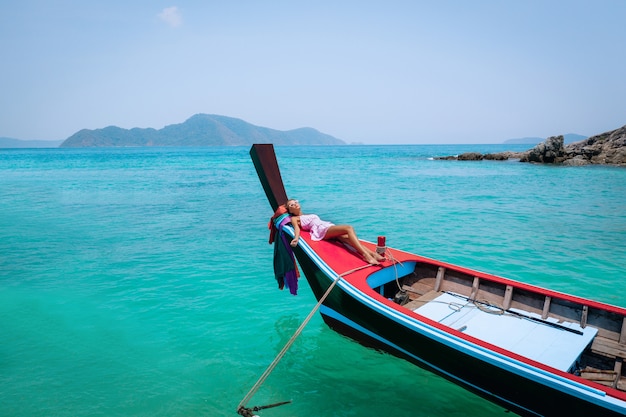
xmin=285 ymin=199 xmax=385 ymax=265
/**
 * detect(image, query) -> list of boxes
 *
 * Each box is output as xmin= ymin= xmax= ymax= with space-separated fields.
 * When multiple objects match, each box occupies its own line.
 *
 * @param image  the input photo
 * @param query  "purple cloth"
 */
xmin=273 ymin=216 xmax=298 ymax=295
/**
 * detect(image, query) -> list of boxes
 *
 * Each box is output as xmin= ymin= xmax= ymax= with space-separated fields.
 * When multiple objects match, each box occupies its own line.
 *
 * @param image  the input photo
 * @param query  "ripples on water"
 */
xmin=1 ymin=146 xmax=624 ymax=416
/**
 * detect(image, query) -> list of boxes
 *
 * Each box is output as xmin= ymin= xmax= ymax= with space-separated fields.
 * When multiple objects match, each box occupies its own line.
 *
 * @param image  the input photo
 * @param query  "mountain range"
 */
xmin=60 ymin=114 xmax=345 ymax=147
xmin=1 ymin=114 xmax=590 ymax=147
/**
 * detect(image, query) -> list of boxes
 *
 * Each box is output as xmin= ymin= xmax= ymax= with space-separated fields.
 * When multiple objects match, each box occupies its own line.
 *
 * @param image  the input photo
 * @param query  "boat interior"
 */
xmin=368 ymin=260 xmax=626 ymax=392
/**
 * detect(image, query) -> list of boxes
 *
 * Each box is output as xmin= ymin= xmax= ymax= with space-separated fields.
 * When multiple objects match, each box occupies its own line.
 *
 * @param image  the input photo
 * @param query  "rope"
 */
xmin=338 ymin=263 xmax=376 ymax=277
xmin=383 ymin=248 xmax=405 ymax=293
xmin=444 ymin=291 xmax=584 ymax=335
xmin=237 ymin=264 xmax=369 ymax=414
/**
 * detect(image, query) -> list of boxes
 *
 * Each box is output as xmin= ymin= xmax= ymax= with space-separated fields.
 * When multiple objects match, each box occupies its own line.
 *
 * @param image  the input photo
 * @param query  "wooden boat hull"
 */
xmin=294 ymin=247 xmax=625 ymax=416
xmin=250 ymin=144 xmax=626 ymax=416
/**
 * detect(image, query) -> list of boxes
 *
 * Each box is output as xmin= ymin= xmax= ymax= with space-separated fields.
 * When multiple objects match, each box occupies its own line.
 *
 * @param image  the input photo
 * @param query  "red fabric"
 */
xmin=268 ymin=205 xmax=288 ymax=244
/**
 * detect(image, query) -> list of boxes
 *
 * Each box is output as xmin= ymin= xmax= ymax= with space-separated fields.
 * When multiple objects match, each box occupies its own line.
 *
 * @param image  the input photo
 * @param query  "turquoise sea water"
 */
xmin=1 ymin=145 xmax=625 ymax=417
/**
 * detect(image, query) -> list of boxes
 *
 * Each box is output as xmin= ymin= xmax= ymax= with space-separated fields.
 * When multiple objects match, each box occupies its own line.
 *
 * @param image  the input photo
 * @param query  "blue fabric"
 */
xmin=272 ymin=216 xmax=298 ymax=295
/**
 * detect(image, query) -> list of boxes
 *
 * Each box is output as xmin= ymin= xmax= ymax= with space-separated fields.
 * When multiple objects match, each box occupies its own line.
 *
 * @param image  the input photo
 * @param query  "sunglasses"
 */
xmin=287 ymin=200 xmax=299 ymax=208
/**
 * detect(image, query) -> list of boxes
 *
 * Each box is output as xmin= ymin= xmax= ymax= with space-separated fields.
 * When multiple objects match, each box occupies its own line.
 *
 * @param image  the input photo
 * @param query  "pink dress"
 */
xmin=299 ymin=214 xmax=334 ymax=241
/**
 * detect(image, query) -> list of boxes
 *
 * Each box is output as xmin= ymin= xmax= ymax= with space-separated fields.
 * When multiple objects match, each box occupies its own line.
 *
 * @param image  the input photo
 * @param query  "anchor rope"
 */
xmin=237 ymin=264 xmax=374 ymax=414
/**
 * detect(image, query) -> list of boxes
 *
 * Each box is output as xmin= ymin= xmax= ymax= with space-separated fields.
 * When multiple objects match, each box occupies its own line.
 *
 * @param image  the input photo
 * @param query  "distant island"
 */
xmin=60 ymin=114 xmax=345 ymax=147
xmin=503 ymin=133 xmax=587 ymax=145
xmin=0 ymin=137 xmax=63 ymax=148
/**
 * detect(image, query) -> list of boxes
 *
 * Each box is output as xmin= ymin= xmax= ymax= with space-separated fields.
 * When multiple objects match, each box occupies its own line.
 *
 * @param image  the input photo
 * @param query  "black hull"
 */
xmin=294 ymin=246 xmax=625 ymax=417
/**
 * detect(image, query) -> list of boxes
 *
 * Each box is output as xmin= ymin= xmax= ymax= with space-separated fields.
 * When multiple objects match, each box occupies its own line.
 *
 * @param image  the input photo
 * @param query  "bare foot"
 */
xmin=368 ymin=249 xmax=385 ymax=262
xmin=363 ymin=253 xmax=380 ymax=265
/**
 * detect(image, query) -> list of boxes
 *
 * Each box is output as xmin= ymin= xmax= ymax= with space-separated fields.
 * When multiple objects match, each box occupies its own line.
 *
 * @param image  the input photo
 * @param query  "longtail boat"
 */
xmin=250 ymin=144 xmax=626 ymax=416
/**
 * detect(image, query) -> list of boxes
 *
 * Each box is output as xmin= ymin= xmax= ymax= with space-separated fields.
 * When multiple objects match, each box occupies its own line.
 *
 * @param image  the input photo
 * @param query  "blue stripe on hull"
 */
xmin=319 ymin=304 xmax=540 ymax=416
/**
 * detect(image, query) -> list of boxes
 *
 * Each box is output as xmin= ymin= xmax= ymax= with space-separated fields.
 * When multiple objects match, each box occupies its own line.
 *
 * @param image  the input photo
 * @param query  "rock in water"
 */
xmin=520 ymin=136 xmax=564 ymax=163
xmin=562 ymin=125 xmax=626 ymax=166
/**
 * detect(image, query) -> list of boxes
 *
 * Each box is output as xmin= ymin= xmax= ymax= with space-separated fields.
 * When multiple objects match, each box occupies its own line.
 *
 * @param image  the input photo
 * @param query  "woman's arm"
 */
xmin=290 ymin=216 xmax=301 ymax=247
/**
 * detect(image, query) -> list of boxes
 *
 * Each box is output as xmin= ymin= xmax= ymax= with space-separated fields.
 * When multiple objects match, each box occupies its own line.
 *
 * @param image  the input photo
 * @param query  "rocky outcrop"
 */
xmin=457 ymin=152 xmax=484 ymax=161
xmin=561 ymin=125 xmax=626 ymax=166
xmin=437 ymin=124 xmax=626 ymax=166
xmin=520 ymin=135 xmax=565 ymax=163
xmin=524 ymin=126 xmax=626 ymax=166
xmin=447 ymin=150 xmax=526 ymax=161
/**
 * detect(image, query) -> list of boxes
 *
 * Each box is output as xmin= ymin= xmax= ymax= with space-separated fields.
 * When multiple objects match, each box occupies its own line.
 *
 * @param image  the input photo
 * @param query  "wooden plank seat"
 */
xmin=402 ymin=290 xmax=441 ymax=311
xmin=591 ymin=337 xmax=626 ymax=359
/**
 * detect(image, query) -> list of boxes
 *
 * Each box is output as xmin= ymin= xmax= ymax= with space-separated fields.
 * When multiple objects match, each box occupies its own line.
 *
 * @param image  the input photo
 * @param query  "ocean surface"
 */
xmin=1 ymin=145 xmax=625 ymax=417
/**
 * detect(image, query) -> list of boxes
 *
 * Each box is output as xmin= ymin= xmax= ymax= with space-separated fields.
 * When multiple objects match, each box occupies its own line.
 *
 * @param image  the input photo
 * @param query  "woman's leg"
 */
xmin=324 ymin=225 xmax=382 ymax=264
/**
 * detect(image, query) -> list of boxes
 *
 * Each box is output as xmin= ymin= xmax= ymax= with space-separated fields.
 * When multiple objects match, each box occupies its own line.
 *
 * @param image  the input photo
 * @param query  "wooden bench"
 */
xmin=402 ymin=290 xmax=441 ymax=311
xmin=589 ymin=337 xmax=626 ymax=391
xmin=591 ymin=337 xmax=626 ymax=359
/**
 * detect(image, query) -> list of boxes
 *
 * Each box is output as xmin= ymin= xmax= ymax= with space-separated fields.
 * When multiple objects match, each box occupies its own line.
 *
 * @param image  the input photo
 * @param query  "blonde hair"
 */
xmin=285 ymin=199 xmax=297 ymax=214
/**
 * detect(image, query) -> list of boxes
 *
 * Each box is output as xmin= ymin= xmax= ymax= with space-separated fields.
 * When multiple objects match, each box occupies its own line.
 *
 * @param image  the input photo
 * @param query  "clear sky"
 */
xmin=1 ymin=1 xmax=625 ymax=144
